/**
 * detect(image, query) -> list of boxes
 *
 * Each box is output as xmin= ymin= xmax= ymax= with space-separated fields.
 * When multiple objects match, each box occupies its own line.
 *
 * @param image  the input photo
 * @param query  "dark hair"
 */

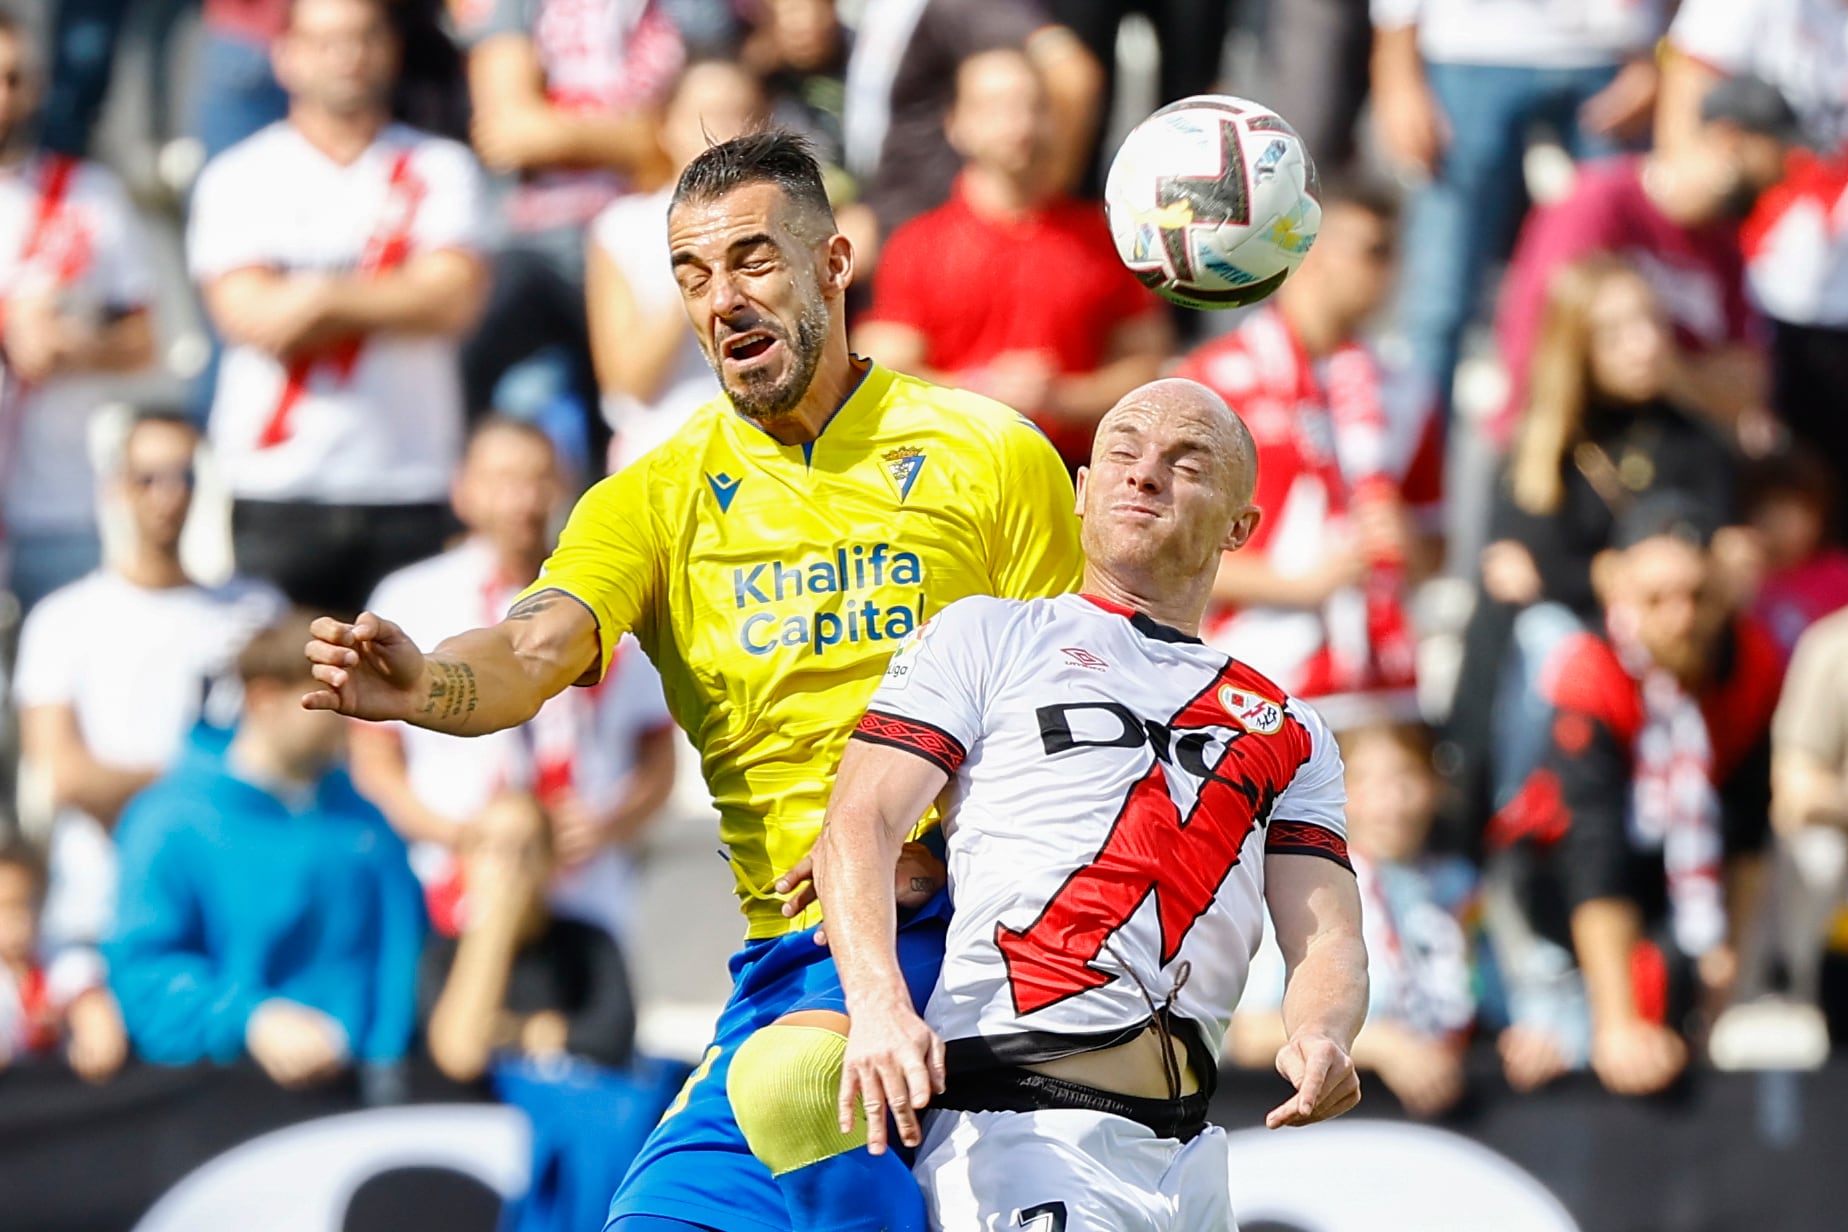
xmin=1318 ymin=175 xmax=1401 ymax=228
xmin=237 ymin=610 xmax=323 ymax=687
xmin=0 ymin=835 xmax=47 ymax=900
xmin=465 ymin=413 xmax=555 ymax=458
xmin=1743 ymin=448 xmax=1839 ymax=522
xmin=671 ymin=129 xmax=836 ymax=236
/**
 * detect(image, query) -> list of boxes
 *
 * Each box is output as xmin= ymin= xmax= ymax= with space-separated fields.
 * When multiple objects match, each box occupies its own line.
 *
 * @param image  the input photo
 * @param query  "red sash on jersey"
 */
xmin=0 ymin=153 xmax=83 ymax=529
xmin=1280 ymin=322 xmax=1418 ymax=697
xmin=255 ymin=149 xmax=425 ymax=449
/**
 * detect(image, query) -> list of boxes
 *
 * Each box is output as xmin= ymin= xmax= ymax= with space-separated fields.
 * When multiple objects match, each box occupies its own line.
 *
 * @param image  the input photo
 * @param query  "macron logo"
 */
xmin=706 ymin=472 xmax=742 ymax=512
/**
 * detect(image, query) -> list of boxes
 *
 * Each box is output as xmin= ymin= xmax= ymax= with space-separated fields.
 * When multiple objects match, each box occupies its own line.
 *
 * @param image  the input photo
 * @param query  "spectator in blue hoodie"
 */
xmin=106 ymin=614 xmax=426 ymax=1088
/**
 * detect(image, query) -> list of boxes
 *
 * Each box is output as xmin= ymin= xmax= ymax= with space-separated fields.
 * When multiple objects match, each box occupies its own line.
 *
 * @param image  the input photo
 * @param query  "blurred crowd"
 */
xmin=1 ymin=0 xmax=1847 ymax=1149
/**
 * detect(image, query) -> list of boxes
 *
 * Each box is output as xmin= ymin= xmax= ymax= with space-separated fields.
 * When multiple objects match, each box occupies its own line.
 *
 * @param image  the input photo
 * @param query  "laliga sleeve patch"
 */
xmin=880 ymin=617 xmax=933 ymax=691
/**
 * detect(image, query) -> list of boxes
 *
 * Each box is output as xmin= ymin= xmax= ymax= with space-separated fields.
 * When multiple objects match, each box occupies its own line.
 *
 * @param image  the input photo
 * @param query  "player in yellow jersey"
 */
xmin=302 ymin=132 xmax=1083 ymax=1232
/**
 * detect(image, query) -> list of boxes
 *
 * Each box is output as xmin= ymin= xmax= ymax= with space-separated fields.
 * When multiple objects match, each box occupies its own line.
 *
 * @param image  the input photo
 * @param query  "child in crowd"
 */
xmin=0 ymin=838 xmax=126 ymax=1081
xmin=1738 ymin=451 xmax=1848 ymax=661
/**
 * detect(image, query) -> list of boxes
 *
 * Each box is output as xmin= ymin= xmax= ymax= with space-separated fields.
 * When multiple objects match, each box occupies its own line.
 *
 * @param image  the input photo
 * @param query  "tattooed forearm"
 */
xmin=418 ymin=660 xmax=480 ymax=723
xmin=506 ymin=592 xmax=560 ymax=621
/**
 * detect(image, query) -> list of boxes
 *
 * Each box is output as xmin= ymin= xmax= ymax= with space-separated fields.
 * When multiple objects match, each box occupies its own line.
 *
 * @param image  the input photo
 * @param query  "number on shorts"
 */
xmin=1013 ymin=1202 xmax=1068 ymax=1232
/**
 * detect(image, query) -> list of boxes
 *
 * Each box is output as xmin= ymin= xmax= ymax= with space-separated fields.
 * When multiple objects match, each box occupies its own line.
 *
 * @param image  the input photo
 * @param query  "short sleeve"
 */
xmin=1774 ymin=617 xmax=1848 ymax=768
xmin=1668 ymin=0 xmax=1758 ymax=74
xmin=851 ymin=597 xmax=1002 ymax=777
xmin=986 ymin=415 xmax=1085 ymax=601
xmin=518 ymin=463 xmax=663 ymax=683
xmin=1265 ymin=701 xmax=1351 ymax=869
xmin=409 ymin=139 xmax=490 ymax=256
xmin=187 ymin=152 xmax=272 ymax=281
xmin=11 ymin=592 xmax=82 ymax=708
xmin=1369 ymin=0 xmax=1422 ymax=31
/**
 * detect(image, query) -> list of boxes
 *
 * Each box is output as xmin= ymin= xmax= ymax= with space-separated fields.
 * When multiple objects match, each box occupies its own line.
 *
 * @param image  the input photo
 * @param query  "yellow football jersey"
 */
xmin=520 ymin=363 xmax=1084 ymax=938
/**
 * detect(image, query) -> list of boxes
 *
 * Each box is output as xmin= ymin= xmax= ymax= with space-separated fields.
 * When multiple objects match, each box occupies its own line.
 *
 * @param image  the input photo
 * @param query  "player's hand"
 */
xmin=1590 ymin=1018 xmax=1687 ymax=1097
xmin=1266 ymin=1030 xmax=1361 ymax=1128
xmin=247 ymin=999 xmax=350 ymax=1089
xmin=303 ymin=611 xmax=429 ymax=721
xmin=840 ymin=997 xmax=946 ymax=1154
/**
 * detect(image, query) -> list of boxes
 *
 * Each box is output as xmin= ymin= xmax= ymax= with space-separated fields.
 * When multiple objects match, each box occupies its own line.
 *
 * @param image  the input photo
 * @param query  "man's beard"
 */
xmin=719 ymin=295 xmax=830 ymax=423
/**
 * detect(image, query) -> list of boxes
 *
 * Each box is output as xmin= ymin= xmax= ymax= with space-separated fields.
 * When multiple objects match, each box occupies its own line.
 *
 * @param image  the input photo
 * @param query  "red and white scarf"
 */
xmin=1610 ymin=609 xmax=1727 ymax=958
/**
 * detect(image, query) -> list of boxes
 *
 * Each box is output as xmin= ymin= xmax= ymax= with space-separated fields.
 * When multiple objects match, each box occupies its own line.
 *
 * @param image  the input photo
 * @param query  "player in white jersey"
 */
xmin=809 ymin=378 xmax=1369 ymax=1230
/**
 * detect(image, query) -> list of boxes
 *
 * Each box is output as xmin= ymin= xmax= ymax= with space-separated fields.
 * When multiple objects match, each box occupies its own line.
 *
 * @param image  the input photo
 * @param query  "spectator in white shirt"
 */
xmin=1370 ymin=0 xmax=1668 ymax=421
xmin=586 ymin=58 xmax=765 ymax=472
xmin=13 ymin=410 xmax=285 ymax=955
xmin=0 ymin=10 xmax=156 ymax=613
xmin=350 ymin=416 xmax=676 ymax=943
xmin=188 ymin=0 xmax=490 ymax=616
xmin=1659 ymin=0 xmax=1848 ymax=516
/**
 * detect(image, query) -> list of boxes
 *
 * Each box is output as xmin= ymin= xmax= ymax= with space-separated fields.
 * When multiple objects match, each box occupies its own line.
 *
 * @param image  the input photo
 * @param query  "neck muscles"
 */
xmin=1082 ymin=567 xmax=1204 ymax=639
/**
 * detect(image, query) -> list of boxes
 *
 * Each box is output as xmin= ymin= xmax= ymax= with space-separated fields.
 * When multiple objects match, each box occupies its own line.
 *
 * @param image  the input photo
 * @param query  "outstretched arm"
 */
xmin=813 ymin=738 xmax=950 ymax=1154
xmin=1264 ymin=852 xmax=1368 ymax=1128
xmin=304 ymin=591 xmax=601 ymax=736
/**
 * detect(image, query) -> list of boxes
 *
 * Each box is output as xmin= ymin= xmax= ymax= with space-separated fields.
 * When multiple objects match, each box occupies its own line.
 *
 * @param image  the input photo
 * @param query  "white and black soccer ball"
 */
xmin=1105 ymin=95 xmax=1322 ymax=310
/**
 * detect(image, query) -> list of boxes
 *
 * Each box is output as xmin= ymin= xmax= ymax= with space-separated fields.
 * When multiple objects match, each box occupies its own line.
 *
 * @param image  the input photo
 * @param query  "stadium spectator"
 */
xmin=587 ymin=59 xmax=763 ymax=471
xmin=0 ymin=837 xmax=126 ymax=1082
xmin=13 ymin=411 xmax=283 ymax=958
xmin=1443 ymin=259 xmax=1738 ymax=832
xmin=1267 ymin=0 xmax=1373 ymax=175
xmin=1770 ymin=606 xmax=1848 ymax=1008
xmin=1482 ymin=494 xmax=1781 ymax=1096
xmin=419 ymin=792 xmax=635 ymax=1083
xmin=0 ymin=10 xmax=157 ymax=613
xmin=1047 ymin=0 xmax=1231 ymax=195
xmin=1740 ymin=451 xmax=1848 ymax=660
xmin=1177 ymin=182 xmax=1442 ymax=728
xmin=108 ymin=615 xmax=426 ymax=1085
xmin=1231 ymin=721 xmax=1480 ymax=1117
xmin=1659 ymin=1 xmax=1848 ymax=509
xmin=855 ymin=46 xmax=1168 ymax=472
xmin=189 ymin=0 xmax=490 ymax=616
xmin=1370 ymin=0 xmax=1667 ymax=418
xmin=1495 ymin=75 xmax=1797 ymax=445
xmin=350 ymin=417 xmax=676 ymax=943
xmin=193 ymin=0 xmax=293 ymax=165
xmin=842 ymin=0 xmax=1102 ymax=257
xmin=452 ymin=0 xmax=684 ymax=458
xmin=740 ymin=0 xmax=850 ymax=179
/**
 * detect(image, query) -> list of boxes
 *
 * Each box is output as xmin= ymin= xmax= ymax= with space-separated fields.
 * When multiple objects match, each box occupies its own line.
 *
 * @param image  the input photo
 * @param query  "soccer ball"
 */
xmin=1105 ymin=95 xmax=1322 ymax=310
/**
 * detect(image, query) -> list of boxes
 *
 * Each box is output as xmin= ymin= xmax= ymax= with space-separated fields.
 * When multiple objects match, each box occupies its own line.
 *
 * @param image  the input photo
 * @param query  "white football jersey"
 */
xmin=854 ymin=592 xmax=1349 ymax=1069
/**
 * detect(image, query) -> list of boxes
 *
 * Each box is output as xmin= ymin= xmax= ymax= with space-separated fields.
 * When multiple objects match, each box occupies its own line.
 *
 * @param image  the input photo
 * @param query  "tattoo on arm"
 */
xmin=506 ymin=593 xmax=559 ymax=621
xmin=418 ymin=660 xmax=479 ymax=723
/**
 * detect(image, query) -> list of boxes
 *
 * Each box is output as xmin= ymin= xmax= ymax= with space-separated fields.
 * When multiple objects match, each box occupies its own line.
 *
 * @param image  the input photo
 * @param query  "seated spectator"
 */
xmin=587 ymin=60 xmax=765 ymax=471
xmin=0 ymin=9 xmax=157 ymax=612
xmin=1177 ymin=182 xmax=1442 ymax=727
xmin=1770 ymin=606 xmax=1848 ymax=1009
xmin=350 ymin=418 xmax=675 ymax=943
xmin=1230 ymin=722 xmax=1480 ymax=1118
xmin=1495 ymin=74 xmax=1796 ymax=446
xmin=419 ymin=793 xmax=635 ymax=1083
xmin=452 ymin=0 xmax=685 ymax=461
xmin=1444 ymin=258 xmax=1738 ymax=828
xmin=855 ymin=46 xmax=1167 ymax=472
xmin=842 ymin=0 xmax=1102 ymax=259
xmin=107 ymin=615 xmax=426 ymax=1085
xmin=0 ymin=837 xmax=126 ymax=1082
xmin=1740 ymin=451 xmax=1848 ymax=661
xmin=13 ymin=411 xmax=283 ymax=957
xmin=741 ymin=0 xmax=850 ymax=178
xmin=1483 ymin=494 xmax=1782 ymax=1096
xmin=189 ymin=0 xmax=490 ymax=615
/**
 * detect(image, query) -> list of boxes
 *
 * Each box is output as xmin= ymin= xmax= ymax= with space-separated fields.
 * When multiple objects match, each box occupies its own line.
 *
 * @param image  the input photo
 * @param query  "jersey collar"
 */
xmin=722 ymin=358 xmax=890 ymax=466
xmin=1079 ymin=594 xmax=1203 ymax=645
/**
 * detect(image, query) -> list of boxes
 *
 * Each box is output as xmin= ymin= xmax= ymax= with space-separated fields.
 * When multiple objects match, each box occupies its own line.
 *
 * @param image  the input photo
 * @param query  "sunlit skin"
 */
xmin=452 ymin=425 xmax=563 ymax=571
xmin=0 ymin=24 xmax=39 ymax=155
xmin=274 ymin=0 xmax=399 ymax=118
xmin=1585 ymin=274 xmax=1671 ymax=405
xmin=1074 ymin=378 xmax=1262 ymax=636
xmin=1340 ymin=729 xmax=1438 ymax=867
xmin=118 ymin=420 xmax=199 ymax=556
xmin=667 ymin=181 xmax=859 ymax=441
xmin=1607 ymin=533 xmax=1726 ymax=688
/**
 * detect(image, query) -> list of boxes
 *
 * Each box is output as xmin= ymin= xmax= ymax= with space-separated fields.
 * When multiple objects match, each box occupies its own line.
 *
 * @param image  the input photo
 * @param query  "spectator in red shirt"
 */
xmin=854 ymin=46 xmax=1168 ymax=472
xmin=1485 ymin=493 xmax=1781 ymax=1096
xmin=1176 ymin=182 xmax=1444 ymax=728
xmin=1495 ymin=75 xmax=1796 ymax=446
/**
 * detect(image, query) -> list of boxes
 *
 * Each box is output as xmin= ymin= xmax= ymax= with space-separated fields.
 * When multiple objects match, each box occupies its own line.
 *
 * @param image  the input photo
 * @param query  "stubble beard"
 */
xmin=721 ymin=294 xmax=830 ymax=424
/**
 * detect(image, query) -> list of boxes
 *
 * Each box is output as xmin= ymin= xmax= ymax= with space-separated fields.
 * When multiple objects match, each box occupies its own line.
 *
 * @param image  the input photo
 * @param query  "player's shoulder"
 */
xmin=877 ymin=366 xmax=1051 ymax=454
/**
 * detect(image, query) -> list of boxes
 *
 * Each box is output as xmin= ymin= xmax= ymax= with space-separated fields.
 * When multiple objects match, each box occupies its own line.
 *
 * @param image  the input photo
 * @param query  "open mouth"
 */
xmin=722 ymin=332 xmax=778 ymax=364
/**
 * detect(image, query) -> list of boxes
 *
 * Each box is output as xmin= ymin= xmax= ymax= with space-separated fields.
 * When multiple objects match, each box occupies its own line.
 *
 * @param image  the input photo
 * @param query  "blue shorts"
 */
xmin=606 ymin=892 xmax=950 ymax=1232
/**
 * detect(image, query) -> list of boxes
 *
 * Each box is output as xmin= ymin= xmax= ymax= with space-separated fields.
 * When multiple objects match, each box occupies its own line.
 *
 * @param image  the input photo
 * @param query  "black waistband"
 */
xmin=935 ymin=1066 xmax=1212 ymax=1143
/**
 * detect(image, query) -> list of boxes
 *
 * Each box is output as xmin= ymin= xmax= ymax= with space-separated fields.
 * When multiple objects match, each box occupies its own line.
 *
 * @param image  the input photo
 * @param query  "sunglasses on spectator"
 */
xmin=128 ymin=467 xmax=196 ymax=490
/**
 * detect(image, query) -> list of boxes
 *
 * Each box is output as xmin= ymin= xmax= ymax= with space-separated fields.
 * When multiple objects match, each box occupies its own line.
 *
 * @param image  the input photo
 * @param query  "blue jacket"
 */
xmin=106 ymin=725 xmax=427 ymax=1065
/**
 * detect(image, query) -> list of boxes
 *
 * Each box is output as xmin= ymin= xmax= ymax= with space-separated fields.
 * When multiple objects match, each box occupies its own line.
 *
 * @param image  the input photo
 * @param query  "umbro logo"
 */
xmin=706 ymin=471 xmax=742 ymax=512
xmin=1061 ymin=647 xmax=1109 ymax=671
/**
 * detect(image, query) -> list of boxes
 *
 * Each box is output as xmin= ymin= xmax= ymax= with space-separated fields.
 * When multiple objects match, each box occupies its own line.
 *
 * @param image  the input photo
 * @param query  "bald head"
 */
xmin=1093 ymin=378 xmax=1258 ymax=508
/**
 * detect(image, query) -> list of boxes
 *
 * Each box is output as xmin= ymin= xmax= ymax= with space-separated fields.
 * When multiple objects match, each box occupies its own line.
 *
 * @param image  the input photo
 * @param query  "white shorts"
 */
xmin=913 ymin=1107 xmax=1234 ymax=1231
